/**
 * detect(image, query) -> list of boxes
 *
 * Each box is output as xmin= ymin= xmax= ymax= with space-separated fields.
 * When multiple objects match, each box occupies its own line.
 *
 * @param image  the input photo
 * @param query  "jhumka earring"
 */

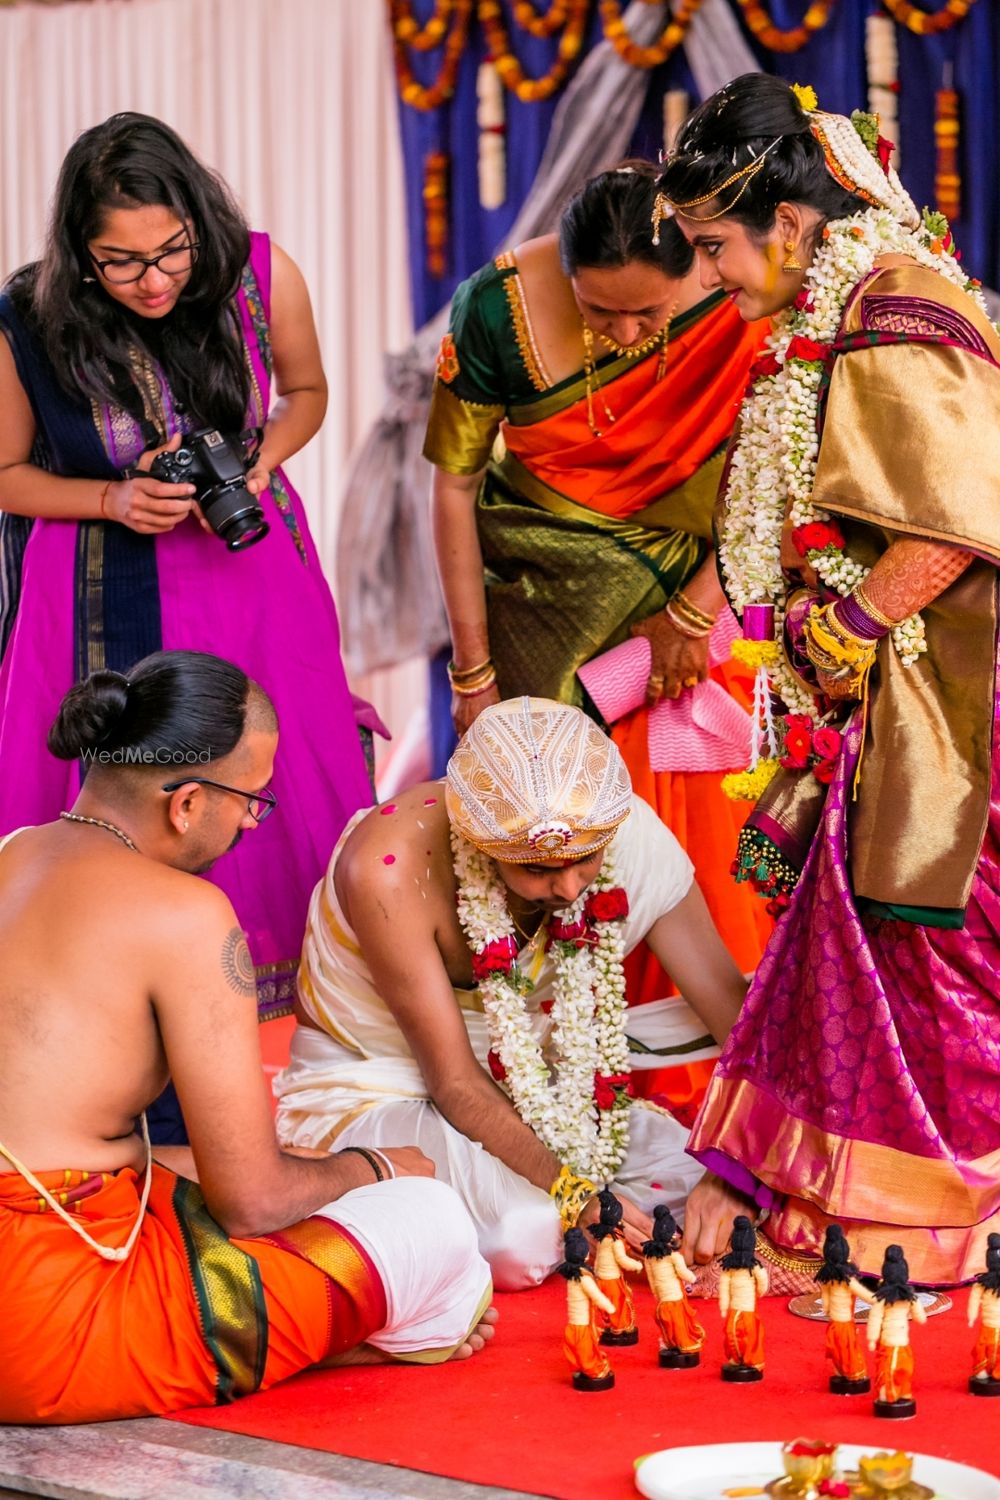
xmin=782 ymin=239 xmax=803 ymax=272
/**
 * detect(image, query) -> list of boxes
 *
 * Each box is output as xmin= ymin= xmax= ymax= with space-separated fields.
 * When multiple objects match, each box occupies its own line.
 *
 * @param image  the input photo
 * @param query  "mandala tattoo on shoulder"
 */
xmin=221 ymin=926 xmax=257 ymax=999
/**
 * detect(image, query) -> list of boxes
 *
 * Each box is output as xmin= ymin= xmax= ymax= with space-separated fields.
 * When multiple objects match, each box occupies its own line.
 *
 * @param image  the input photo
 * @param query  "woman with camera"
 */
xmin=0 ymin=113 xmax=372 ymax=1137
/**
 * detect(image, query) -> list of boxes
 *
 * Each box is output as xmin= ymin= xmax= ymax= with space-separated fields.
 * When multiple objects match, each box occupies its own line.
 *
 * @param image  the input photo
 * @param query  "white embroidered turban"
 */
xmin=445 ymin=697 xmax=632 ymax=863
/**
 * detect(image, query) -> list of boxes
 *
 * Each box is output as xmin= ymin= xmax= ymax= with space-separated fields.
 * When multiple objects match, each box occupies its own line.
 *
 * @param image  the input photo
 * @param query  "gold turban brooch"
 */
xmin=445 ymin=697 xmax=632 ymax=864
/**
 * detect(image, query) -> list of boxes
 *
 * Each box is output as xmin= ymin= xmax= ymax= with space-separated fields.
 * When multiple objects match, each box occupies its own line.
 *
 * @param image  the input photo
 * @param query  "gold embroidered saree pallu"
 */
xmin=0 ymin=1162 xmax=385 ymax=1423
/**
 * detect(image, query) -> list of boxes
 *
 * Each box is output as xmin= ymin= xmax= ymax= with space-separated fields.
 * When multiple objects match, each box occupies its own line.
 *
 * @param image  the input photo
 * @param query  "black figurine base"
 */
xmin=600 ymin=1327 xmax=639 ymax=1346
xmin=830 ymin=1374 xmax=871 ymax=1396
xmin=659 ymin=1349 xmax=700 ymax=1369
xmin=874 ymin=1397 xmax=916 ymax=1419
xmin=721 ymin=1362 xmax=764 ymax=1383
xmin=969 ymin=1375 xmax=1000 ymax=1397
xmin=573 ymin=1370 xmax=615 ymax=1392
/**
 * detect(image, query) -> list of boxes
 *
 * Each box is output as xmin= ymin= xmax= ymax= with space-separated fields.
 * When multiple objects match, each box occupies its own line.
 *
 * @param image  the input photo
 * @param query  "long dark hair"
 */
xmin=814 ymin=1225 xmax=861 ymax=1285
xmin=872 ymin=1244 xmax=917 ymax=1304
xmin=559 ymin=160 xmax=694 ymax=279
xmin=9 ymin=113 xmax=251 ymax=435
xmin=658 ymin=74 xmax=868 ymax=235
xmin=48 ymin=649 xmax=272 ymax=769
xmin=977 ymin=1233 xmax=1000 ymax=1294
xmin=721 ymin=1214 xmax=761 ymax=1271
xmin=643 ymin=1204 xmax=680 ymax=1260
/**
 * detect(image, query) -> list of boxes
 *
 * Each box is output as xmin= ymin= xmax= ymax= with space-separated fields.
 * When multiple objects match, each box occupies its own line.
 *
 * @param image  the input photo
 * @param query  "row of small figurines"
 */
xmin=558 ymin=1192 xmax=1000 ymax=1423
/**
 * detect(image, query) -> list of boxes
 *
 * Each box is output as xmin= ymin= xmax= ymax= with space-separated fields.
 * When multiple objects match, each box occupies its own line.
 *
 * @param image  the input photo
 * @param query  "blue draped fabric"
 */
xmin=394 ymin=0 xmax=999 ymax=327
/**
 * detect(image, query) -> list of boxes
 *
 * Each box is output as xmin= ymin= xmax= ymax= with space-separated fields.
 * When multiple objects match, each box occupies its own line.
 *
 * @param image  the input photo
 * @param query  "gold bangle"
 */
xmin=98 ymin=480 xmax=113 ymax=519
xmin=664 ymin=603 xmax=711 ymax=640
xmin=448 ymin=656 xmax=494 ymax=685
xmin=851 ymin=585 xmax=896 ymax=631
xmin=672 ymin=589 xmax=718 ymax=629
xmin=549 ymin=1164 xmax=596 ymax=1232
xmin=451 ymin=669 xmax=498 ymax=699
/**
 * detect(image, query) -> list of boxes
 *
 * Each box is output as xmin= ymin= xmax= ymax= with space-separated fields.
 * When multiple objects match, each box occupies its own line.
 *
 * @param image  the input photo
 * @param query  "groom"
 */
xmin=277 ymin=697 xmax=749 ymax=1289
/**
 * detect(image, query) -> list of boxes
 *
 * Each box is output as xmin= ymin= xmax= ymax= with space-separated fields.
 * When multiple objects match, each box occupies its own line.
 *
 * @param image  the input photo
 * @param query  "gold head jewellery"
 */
xmin=660 ymin=135 xmax=783 ymax=222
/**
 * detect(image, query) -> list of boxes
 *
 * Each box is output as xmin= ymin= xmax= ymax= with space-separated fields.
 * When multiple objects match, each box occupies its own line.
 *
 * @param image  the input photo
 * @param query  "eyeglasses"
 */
xmin=161 ymin=776 xmax=278 ymax=822
xmin=90 ymin=241 xmax=200 ymax=285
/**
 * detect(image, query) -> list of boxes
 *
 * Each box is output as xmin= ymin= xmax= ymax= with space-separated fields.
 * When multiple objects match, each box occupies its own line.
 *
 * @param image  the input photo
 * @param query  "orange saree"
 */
xmin=425 ymin=257 xmax=769 ymax=1118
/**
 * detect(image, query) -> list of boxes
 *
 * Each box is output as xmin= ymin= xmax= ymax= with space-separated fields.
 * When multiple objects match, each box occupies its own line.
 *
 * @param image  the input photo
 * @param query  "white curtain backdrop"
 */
xmin=0 ymin=0 xmax=420 ymax=734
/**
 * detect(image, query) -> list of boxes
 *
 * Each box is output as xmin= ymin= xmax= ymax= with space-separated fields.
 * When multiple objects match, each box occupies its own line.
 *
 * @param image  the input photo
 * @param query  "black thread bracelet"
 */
xmin=338 ymin=1146 xmax=384 ymax=1184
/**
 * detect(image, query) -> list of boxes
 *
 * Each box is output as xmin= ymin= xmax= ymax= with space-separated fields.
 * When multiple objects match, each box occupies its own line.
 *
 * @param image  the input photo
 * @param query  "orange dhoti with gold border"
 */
xmin=655 ymin=1295 xmax=705 ymax=1354
xmin=874 ymin=1343 xmax=914 ymax=1403
xmin=563 ymin=1322 xmax=612 ymax=1381
xmin=0 ymin=1163 xmax=386 ymax=1424
xmin=971 ymin=1326 xmax=1000 ymax=1380
xmin=723 ymin=1309 xmax=765 ymax=1370
xmin=594 ymin=1274 xmax=636 ymax=1335
xmin=825 ymin=1320 xmax=868 ymax=1382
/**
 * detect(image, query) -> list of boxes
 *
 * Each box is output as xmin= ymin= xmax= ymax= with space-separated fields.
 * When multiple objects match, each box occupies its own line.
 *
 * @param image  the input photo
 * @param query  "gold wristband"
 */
xmin=851 ymin=585 xmax=896 ymax=631
xmin=451 ymin=667 xmax=498 ymax=698
xmin=671 ymin=589 xmax=717 ymax=630
xmin=664 ymin=603 xmax=711 ymax=640
xmin=550 ymin=1164 xmax=596 ymax=1232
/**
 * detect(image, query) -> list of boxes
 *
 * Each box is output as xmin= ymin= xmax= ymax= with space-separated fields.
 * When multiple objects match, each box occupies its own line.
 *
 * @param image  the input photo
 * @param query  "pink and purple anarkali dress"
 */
xmin=0 ymin=233 xmax=371 ymax=1136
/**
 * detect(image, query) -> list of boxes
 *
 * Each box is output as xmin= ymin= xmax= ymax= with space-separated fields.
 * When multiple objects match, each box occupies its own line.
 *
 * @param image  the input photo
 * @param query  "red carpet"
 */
xmin=172 ymin=1279 xmax=998 ymax=1498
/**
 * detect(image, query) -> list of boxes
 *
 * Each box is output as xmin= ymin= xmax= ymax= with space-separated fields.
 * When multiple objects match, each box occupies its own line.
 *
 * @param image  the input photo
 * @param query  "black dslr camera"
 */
xmin=149 ymin=428 xmax=270 ymax=552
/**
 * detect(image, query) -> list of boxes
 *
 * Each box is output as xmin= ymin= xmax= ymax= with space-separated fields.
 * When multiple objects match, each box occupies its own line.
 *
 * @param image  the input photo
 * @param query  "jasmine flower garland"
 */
xmin=451 ymin=827 xmax=630 ymax=1181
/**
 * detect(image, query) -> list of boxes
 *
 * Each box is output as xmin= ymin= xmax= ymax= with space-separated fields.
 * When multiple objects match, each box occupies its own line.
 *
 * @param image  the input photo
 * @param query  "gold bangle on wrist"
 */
xmin=851 ymin=585 xmax=896 ymax=631
xmin=448 ymin=656 xmax=493 ymax=685
xmin=549 ymin=1163 xmax=596 ymax=1231
xmin=664 ymin=603 xmax=711 ymax=640
xmin=671 ymin=589 xmax=718 ymax=631
xmin=98 ymin=480 xmax=113 ymax=519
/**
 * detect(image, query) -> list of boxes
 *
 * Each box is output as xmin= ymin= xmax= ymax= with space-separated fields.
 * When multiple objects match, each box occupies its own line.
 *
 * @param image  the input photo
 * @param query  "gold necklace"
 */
xmin=581 ymin=304 xmax=678 ymax=438
xmin=59 ymin=811 xmax=139 ymax=852
xmin=507 ymin=901 xmax=544 ymax=946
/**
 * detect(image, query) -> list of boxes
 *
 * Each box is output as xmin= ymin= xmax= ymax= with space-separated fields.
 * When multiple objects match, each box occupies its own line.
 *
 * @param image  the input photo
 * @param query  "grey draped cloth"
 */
xmin=335 ymin=0 xmax=758 ymax=675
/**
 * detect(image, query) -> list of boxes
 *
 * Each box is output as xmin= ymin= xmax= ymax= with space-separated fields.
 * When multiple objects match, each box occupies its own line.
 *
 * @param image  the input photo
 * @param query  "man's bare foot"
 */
xmin=450 ymin=1304 xmax=499 ymax=1360
xmin=680 ymin=1171 xmax=755 ymax=1266
xmin=326 ymin=1306 xmax=499 ymax=1367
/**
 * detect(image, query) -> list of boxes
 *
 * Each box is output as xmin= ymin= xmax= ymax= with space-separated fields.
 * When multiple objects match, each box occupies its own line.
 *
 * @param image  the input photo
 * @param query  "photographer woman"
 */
xmin=0 ymin=114 xmax=372 ymax=1136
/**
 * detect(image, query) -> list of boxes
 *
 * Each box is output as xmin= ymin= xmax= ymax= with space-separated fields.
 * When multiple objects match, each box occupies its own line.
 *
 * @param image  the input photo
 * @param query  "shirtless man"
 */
xmin=0 ymin=650 xmax=492 ymax=1425
xmin=276 ymin=696 xmax=750 ymax=1290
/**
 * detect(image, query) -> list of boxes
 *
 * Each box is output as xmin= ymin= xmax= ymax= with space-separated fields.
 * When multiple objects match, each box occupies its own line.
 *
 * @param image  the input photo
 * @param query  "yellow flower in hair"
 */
xmin=791 ymin=83 xmax=818 ymax=113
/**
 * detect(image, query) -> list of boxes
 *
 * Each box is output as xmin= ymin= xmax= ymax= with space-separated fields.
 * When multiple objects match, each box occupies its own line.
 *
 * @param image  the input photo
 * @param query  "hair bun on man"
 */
xmin=47 ymin=670 xmax=130 ymax=759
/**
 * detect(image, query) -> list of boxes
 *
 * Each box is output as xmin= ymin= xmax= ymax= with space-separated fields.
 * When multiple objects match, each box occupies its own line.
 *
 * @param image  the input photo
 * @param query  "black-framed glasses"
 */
xmin=161 ymin=776 xmax=278 ymax=823
xmin=90 ymin=241 xmax=201 ymax=286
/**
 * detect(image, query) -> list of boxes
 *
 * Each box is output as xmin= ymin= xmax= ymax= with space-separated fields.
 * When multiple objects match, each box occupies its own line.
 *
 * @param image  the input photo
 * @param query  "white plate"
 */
xmin=633 ymin=1441 xmax=1000 ymax=1500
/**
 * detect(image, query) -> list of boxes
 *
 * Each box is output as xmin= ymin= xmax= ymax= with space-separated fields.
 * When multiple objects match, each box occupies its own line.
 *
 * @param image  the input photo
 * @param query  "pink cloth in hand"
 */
xmin=577 ymin=610 xmax=749 ymax=773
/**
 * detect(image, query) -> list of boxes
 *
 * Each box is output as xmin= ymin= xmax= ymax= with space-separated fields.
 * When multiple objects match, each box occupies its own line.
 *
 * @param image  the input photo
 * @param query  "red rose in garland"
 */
xmin=471 ymin=934 xmax=518 ymax=981
xmin=812 ymin=726 xmax=843 ymax=760
xmin=486 ymin=1048 xmax=507 ymax=1083
xmin=584 ymin=888 xmax=629 ymax=923
xmin=792 ymin=519 xmax=845 ymax=556
xmin=780 ymin=719 xmax=813 ymax=770
xmin=594 ymin=1072 xmax=632 ymax=1110
xmin=786 ymin=334 xmax=829 ymax=364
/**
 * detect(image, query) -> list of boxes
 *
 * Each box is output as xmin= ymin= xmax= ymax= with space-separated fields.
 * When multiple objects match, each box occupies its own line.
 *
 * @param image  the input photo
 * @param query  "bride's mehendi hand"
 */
xmin=630 ymin=608 xmax=709 ymax=704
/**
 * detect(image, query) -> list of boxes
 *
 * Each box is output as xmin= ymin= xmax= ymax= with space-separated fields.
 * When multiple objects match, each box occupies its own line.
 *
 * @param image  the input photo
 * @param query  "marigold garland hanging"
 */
xmin=880 ymin=0 xmax=978 ymax=36
xmin=478 ymin=0 xmax=588 ymax=103
xmin=390 ymin=0 xmax=473 ymax=111
xmin=598 ymin=0 xmax=706 ymax=69
xmin=732 ymin=0 xmax=838 ymax=54
xmin=392 ymin=0 xmax=455 ymax=50
xmin=510 ymin=0 xmax=575 ymax=38
xmin=423 ymin=150 xmax=450 ymax=277
xmin=934 ymin=84 xmax=961 ymax=220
